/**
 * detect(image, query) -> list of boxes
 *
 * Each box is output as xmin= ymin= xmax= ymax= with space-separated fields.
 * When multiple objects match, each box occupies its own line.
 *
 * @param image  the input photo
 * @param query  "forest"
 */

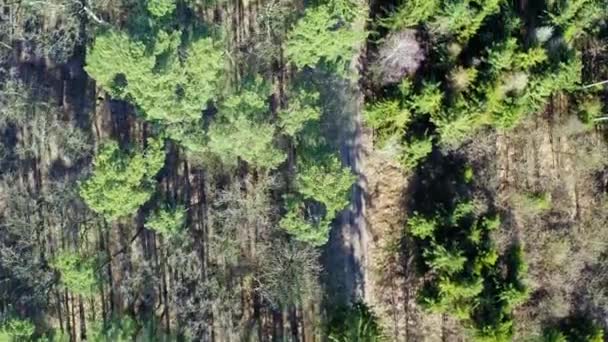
xmin=1 ymin=0 xmax=608 ymax=340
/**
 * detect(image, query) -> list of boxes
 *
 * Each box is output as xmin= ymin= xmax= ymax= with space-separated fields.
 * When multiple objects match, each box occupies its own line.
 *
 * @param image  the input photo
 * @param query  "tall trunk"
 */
xmin=55 ymin=290 xmax=64 ymax=333
xmin=79 ymin=296 xmax=87 ymax=340
xmin=161 ymin=237 xmax=170 ymax=334
xmin=290 ymin=306 xmax=298 ymax=342
xmin=64 ymin=290 xmax=72 ymax=341
xmin=105 ymin=227 xmax=115 ymax=315
xmin=70 ymin=293 xmax=77 ymax=342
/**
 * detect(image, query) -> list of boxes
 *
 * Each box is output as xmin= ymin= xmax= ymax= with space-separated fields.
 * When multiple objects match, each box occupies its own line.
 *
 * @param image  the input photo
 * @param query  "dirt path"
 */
xmin=323 ymin=75 xmax=369 ymax=304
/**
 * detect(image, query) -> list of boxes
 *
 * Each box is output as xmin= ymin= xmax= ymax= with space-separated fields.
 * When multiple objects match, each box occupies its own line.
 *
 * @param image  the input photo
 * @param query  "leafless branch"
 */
xmin=582 ymin=79 xmax=608 ymax=89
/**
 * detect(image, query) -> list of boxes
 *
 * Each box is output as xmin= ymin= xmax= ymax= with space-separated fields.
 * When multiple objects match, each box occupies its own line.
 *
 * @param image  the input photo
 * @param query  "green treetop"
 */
xmin=85 ymin=30 xmax=224 ymax=124
xmin=146 ymin=0 xmax=176 ymax=17
xmin=279 ymin=88 xmax=322 ymax=138
xmin=280 ymin=156 xmax=355 ymax=246
xmin=145 ymin=205 xmax=186 ymax=237
xmin=285 ymin=4 xmax=367 ymax=75
xmin=206 ymin=81 xmax=287 ymax=169
xmin=80 ymin=138 xmax=165 ymax=221
xmin=52 ymin=251 xmax=99 ymax=296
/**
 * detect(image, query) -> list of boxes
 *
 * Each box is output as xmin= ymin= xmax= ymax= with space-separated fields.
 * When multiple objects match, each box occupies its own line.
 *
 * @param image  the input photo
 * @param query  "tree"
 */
xmin=52 ymin=251 xmax=99 ymax=296
xmin=543 ymin=315 xmax=605 ymax=342
xmin=206 ymin=81 xmax=287 ymax=169
xmin=285 ymin=5 xmax=366 ymax=75
xmin=280 ymin=156 xmax=355 ymax=245
xmin=364 ymin=99 xmax=411 ymax=147
xmin=257 ymin=240 xmax=321 ymax=307
xmin=85 ymin=30 xmax=225 ymax=125
xmin=411 ymin=197 xmax=528 ymax=339
xmin=0 ymin=0 xmax=81 ymax=63
xmin=380 ymin=0 xmax=439 ymax=30
xmin=79 ymin=138 xmax=165 ymax=221
xmin=399 ymin=136 xmax=433 ymax=170
xmin=548 ymin=0 xmax=605 ymax=44
xmin=146 ymin=0 xmax=176 ymax=17
xmin=279 ymin=88 xmax=322 ymax=138
xmin=145 ymin=205 xmax=186 ymax=237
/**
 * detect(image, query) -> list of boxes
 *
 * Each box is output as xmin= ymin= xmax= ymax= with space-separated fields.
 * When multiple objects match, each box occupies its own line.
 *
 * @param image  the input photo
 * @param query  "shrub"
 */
xmin=328 ymin=302 xmax=385 ymax=342
xmin=0 ymin=319 xmax=35 ymax=341
xmin=399 ymin=136 xmax=433 ymax=171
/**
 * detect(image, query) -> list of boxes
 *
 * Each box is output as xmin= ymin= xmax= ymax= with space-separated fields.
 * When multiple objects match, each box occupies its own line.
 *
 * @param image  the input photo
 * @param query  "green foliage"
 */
xmin=369 ymin=0 xmax=586 ymax=153
xmin=88 ymin=315 xmax=137 ymax=342
xmin=411 ymin=82 xmax=443 ymax=116
xmin=328 ymin=0 xmax=364 ymax=21
xmin=515 ymin=191 xmax=552 ymax=215
xmin=430 ymin=0 xmax=503 ymax=43
xmin=295 ymin=157 xmax=355 ymax=215
xmin=85 ymin=30 xmax=224 ymax=125
xmin=279 ymin=88 xmax=322 ymax=138
xmin=79 ymin=138 xmax=165 ymax=220
xmin=207 ymin=83 xmax=286 ymax=169
xmin=285 ymin=5 xmax=367 ymax=75
xmin=410 ymin=197 xmax=528 ymax=340
xmin=425 ymin=244 xmax=467 ymax=274
xmin=577 ymin=95 xmax=603 ymax=124
xmin=207 ymin=116 xmax=285 ymax=169
xmin=548 ymin=0 xmax=605 ymax=43
xmin=52 ymin=251 xmax=98 ymax=296
xmin=544 ymin=329 xmax=568 ymax=342
xmin=328 ymin=302 xmax=385 ymax=342
xmin=433 ymin=107 xmax=486 ymax=147
xmin=145 ymin=205 xmax=186 ymax=236
xmin=364 ymin=100 xmax=411 ymax=147
xmin=280 ymin=157 xmax=355 ymax=246
xmin=543 ymin=316 xmax=605 ymax=342
xmin=400 ymin=136 xmax=433 ymax=170
xmin=278 ymin=200 xmax=331 ymax=247
xmin=463 ymin=165 xmax=474 ymax=183
xmin=0 ymin=318 xmax=35 ymax=341
xmin=408 ymin=214 xmax=438 ymax=239
xmin=381 ymin=0 xmax=440 ymax=29
xmin=146 ymin=0 xmax=176 ymax=17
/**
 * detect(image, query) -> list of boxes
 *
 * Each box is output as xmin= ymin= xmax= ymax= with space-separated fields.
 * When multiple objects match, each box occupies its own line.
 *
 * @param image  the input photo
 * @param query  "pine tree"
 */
xmin=280 ymin=156 xmax=355 ymax=245
xmin=79 ymin=138 xmax=165 ymax=220
xmin=85 ymin=30 xmax=224 ymax=125
xmin=285 ymin=5 xmax=366 ymax=75
xmin=52 ymin=251 xmax=99 ymax=296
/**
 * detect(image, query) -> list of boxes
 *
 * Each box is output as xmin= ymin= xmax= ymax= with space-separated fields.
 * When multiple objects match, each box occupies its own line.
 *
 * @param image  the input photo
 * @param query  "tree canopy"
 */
xmin=79 ymin=138 xmax=165 ymax=220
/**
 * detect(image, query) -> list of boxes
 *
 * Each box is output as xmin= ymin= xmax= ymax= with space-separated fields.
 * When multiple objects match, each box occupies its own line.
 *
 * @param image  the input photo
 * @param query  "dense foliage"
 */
xmin=79 ymin=138 xmax=165 ymax=220
xmin=2 ymin=0 xmax=608 ymax=340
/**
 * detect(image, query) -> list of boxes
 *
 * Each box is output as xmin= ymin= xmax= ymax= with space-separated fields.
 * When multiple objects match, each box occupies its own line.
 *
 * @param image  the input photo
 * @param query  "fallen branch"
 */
xmin=581 ymin=79 xmax=608 ymax=89
xmin=81 ymin=4 xmax=106 ymax=25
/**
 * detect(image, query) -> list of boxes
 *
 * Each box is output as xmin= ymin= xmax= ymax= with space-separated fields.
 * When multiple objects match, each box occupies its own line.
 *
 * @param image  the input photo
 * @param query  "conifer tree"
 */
xmin=80 ymin=138 xmax=165 ymax=220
